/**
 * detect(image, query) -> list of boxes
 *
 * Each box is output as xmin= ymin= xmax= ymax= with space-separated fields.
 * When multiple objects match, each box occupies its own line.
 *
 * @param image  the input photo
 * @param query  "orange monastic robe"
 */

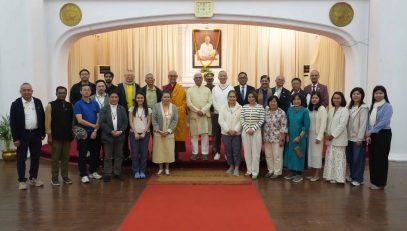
xmin=163 ymin=83 xmax=188 ymax=141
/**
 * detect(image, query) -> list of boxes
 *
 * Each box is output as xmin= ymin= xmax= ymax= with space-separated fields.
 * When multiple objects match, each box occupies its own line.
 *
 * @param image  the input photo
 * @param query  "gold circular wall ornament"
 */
xmin=59 ymin=3 xmax=82 ymax=27
xmin=329 ymin=2 xmax=354 ymax=27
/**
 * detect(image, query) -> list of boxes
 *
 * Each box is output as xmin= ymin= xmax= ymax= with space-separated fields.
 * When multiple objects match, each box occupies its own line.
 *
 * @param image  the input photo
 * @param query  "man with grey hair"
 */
xmin=10 ymin=83 xmax=45 ymax=190
xmin=140 ymin=73 xmax=163 ymax=109
xmin=212 ymin=70 xmax=234 ymax=160
xmin=187 ymin=72 xmax=213 ymax=160
xmin=272 ymin=75 xmax=291 ymax=112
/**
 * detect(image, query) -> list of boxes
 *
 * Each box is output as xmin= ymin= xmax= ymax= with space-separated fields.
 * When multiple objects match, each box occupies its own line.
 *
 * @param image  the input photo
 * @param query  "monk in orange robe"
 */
xmin=162 ymin=70 xmax=188 ymax=160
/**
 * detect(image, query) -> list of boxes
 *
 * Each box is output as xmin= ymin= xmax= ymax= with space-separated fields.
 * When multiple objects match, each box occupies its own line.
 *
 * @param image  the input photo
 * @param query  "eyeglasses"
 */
xmin=310 ymin=75 xmax=318 ymax=77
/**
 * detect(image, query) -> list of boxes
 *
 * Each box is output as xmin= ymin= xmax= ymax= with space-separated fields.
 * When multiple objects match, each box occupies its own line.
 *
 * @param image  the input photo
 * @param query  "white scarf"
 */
xmin=369 ymin=99 xmax=386 ymax=127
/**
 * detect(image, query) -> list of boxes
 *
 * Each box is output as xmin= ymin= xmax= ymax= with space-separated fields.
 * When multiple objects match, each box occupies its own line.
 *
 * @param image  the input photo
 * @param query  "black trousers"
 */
xmin=16 ymin=130 xmax=42 ymax=182
xmin=77 ymin=136 xmax=100 ymax=177
xmin=211 ymin=114 xmax=221 ymax=154
xmin=368 ymin=129 xmax=392 ymax=187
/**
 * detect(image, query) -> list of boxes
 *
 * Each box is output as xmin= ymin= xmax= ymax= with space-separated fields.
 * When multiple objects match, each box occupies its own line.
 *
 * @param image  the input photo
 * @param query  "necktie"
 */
xmin=312 ymin=85 xmax=316 ymax=93
xmin=241 ymin=86 xmax=245 ymax=100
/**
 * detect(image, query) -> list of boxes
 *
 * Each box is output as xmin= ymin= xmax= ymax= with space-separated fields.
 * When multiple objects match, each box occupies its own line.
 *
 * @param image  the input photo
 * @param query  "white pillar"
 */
xmin=368 ymin=0 xmax=407 ymax=161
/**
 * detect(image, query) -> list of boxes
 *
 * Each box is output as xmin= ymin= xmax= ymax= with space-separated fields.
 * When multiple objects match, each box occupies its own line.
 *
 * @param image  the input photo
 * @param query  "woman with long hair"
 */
xmin=307 ymin=92 xmax=327 ymax=182
xmin=366 ymin=85 xmax=393 ymax=190
xmin=129 ymin=92 xmax=152 ymax=179
xmin=346 ymin=87 xmax=369 ymax=186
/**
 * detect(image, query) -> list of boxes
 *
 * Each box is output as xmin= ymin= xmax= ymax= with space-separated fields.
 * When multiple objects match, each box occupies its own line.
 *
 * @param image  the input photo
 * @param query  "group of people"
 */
xmin=10 ymin=68 xmax=392 ymax=191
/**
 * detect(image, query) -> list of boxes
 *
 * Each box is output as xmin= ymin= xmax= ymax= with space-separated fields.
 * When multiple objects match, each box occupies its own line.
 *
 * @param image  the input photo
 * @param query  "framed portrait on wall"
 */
xmin=192 ymin=29 xmax=221 ymax=68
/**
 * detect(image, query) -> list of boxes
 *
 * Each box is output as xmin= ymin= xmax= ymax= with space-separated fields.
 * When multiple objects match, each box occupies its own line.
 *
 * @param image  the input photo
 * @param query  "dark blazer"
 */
xmin=304 ymin=83 xmax=329 ymax=107
xmin=10 ymin=97 xmax=45 ymax=141
xmin=99 ymin=104 xmax=128 ymax=143
xmin=140 ymin=85 xmax=163 ymax=106
xmin=272 ymin=87 xmax=291 ymax=113
xmin=69 ymin=81 xmax=96 ymax=104
xmin=234 ymin=85 xmax=256 ymax=106
xmin=117 ymin=82 xmax=141 ymax=112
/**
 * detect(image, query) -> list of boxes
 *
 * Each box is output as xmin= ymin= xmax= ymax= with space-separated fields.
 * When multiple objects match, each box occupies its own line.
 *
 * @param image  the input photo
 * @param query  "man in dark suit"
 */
xmin=117 ymin=70 xmax=141 ymax=159
xmin=99 ymin=92 xmax=128 ymax=182
xmin=271 ymin=75 xmax=291 ymax=112
xmin=256 ymin=75 xmax=273 ymax=108
xmin=291 ymin=77 xmax=310 ymax=107
xmin=234 ymin=72 xmax=255 ymax=106
xmin=304 ymin=70 xmax=329 ymax=107
xmin=140 ymin=73 xmax=162 ymax=109
xmin=104 ymin=71 xmax=118 ymax=95
xmin=10 ymin=83 xmax=45 ymax=190
xmin=69 ymin=69 xmax=96 ymax=104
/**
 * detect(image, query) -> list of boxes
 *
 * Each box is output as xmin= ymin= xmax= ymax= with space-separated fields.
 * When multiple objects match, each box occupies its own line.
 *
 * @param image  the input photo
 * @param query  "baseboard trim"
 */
xmin=389 ymin=152 xmax=407 ymax=162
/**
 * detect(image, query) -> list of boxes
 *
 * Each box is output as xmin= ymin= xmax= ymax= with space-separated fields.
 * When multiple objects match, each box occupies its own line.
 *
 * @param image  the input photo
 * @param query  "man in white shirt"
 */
xmin=271 ymin=75 xmax=291 ymax=112
xmin=212 ymin=71 xmax=234 ymax=160
xmin=187 ymin=73 xmax=213 ymax=160
xmin=10 ymin=83 xmax=46 ymax=190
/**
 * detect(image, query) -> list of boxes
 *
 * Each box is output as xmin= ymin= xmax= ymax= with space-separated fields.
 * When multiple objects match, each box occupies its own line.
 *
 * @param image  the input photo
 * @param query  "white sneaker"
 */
xmin=346 ymin=176 xmax=352 ymax=182
xmin=214 ymin=153 xmax=220 ymax=160
xmin=81 ymin=176 xmax=90 ymax=183
xmin=351 ymin=181 xmax=361 ymax=186
xmin=19 ymin=182 xmax=27 ymax=190
xmin=89 ymin=172 xmax=102 ymax=180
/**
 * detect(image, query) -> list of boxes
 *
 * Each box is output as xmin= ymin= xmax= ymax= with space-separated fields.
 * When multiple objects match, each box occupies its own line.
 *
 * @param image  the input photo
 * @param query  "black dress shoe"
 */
xmin=113 ymin=175 xmax=123 ymax=181
xmin=103 ymin=176 xmax=111 ymax=182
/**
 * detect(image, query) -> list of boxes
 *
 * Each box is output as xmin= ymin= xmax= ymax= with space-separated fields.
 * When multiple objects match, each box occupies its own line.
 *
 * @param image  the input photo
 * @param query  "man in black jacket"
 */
xmin=69 ymin=69 xmax=96 ymax=104
xmin=10 ymin=83 xmax=45 ymax=190
xmin=272 ymin=75 xmax=291 ymax=112
xmin=45 ymin=86 xmax=74 ymax=186
xmin=140 ymin=73 xmax=162 ymax=109
xmin=104 ymin=71 xmax=118 ymax=95
xmin=234 ymin=72 xmax=255 ymax=106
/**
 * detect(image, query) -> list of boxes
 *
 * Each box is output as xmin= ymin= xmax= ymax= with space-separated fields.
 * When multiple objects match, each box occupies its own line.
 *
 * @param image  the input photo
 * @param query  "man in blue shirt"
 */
xmin=74 ymin=84 xmax=102 ymax=183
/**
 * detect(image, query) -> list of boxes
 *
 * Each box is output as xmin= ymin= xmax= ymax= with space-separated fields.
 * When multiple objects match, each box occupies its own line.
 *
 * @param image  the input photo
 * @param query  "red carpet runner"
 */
xmin=119 ymin=184 xmax=276 ymax=231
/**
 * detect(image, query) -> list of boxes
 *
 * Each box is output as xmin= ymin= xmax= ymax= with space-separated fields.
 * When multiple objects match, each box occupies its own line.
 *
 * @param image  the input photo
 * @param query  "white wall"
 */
xmin=367 ymin=0 xmax=407 ymax=161
xmin=3 ymin=0 xmax=405 ymax=160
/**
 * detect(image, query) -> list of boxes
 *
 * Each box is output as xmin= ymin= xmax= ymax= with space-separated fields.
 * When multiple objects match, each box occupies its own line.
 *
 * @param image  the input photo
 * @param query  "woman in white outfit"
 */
xmin=323 ymin=92 xmax=349 ymax=184
xmin=307 ymin=92 xmax=327 ymax=182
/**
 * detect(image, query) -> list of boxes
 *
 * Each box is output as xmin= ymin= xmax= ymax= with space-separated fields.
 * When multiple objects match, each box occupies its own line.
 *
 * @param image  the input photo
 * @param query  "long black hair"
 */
xmin=133 ymin=92 xmax=149 ymax=117
xmin=348 ymin=87 xmax=365 ymax=109
xmin=308 ymin=91 xmax=322 ymax=111
xmin=370 ymin=85 xmax=390 ymax=113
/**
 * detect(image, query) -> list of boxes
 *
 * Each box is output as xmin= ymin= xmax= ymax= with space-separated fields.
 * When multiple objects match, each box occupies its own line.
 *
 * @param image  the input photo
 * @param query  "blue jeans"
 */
xmin=346 ymin=141 xmax=366 ymax=183
xmin=130 ymin=132 xmax=150 ymax=174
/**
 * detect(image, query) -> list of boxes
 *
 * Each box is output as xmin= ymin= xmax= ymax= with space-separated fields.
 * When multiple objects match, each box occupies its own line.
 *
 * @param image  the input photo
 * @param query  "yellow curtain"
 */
xmin=68 ymin=25 xmax=179 ymax=88
xmin=310 ymin=36 xmax=345 ymax=100
xmin=68 ymin=24 xmax=344 ymax=93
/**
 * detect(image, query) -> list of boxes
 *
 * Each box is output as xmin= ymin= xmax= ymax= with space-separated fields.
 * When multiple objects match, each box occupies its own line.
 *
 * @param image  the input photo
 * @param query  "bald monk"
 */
xmin=162 ymin=70 xmax=188 ymax=160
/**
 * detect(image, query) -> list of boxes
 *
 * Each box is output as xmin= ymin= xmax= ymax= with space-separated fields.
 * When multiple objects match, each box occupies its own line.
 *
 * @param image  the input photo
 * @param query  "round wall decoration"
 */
xmin=59 ymin=3 xmax=82 ymax=27
xmin=329 ymin=2 xmax=354 ymax=27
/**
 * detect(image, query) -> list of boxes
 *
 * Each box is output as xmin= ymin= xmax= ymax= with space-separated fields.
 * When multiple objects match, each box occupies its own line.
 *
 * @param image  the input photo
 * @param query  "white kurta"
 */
xmin=187 ymin=85 xmax=213 ymax=136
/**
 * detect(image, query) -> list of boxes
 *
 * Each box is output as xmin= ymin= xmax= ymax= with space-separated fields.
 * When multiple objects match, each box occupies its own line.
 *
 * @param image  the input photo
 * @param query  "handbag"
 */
xmin=72 ymin=125 xmax=88 ymax=140
xmin=294 ymin=146 xmax=304 ymax=158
